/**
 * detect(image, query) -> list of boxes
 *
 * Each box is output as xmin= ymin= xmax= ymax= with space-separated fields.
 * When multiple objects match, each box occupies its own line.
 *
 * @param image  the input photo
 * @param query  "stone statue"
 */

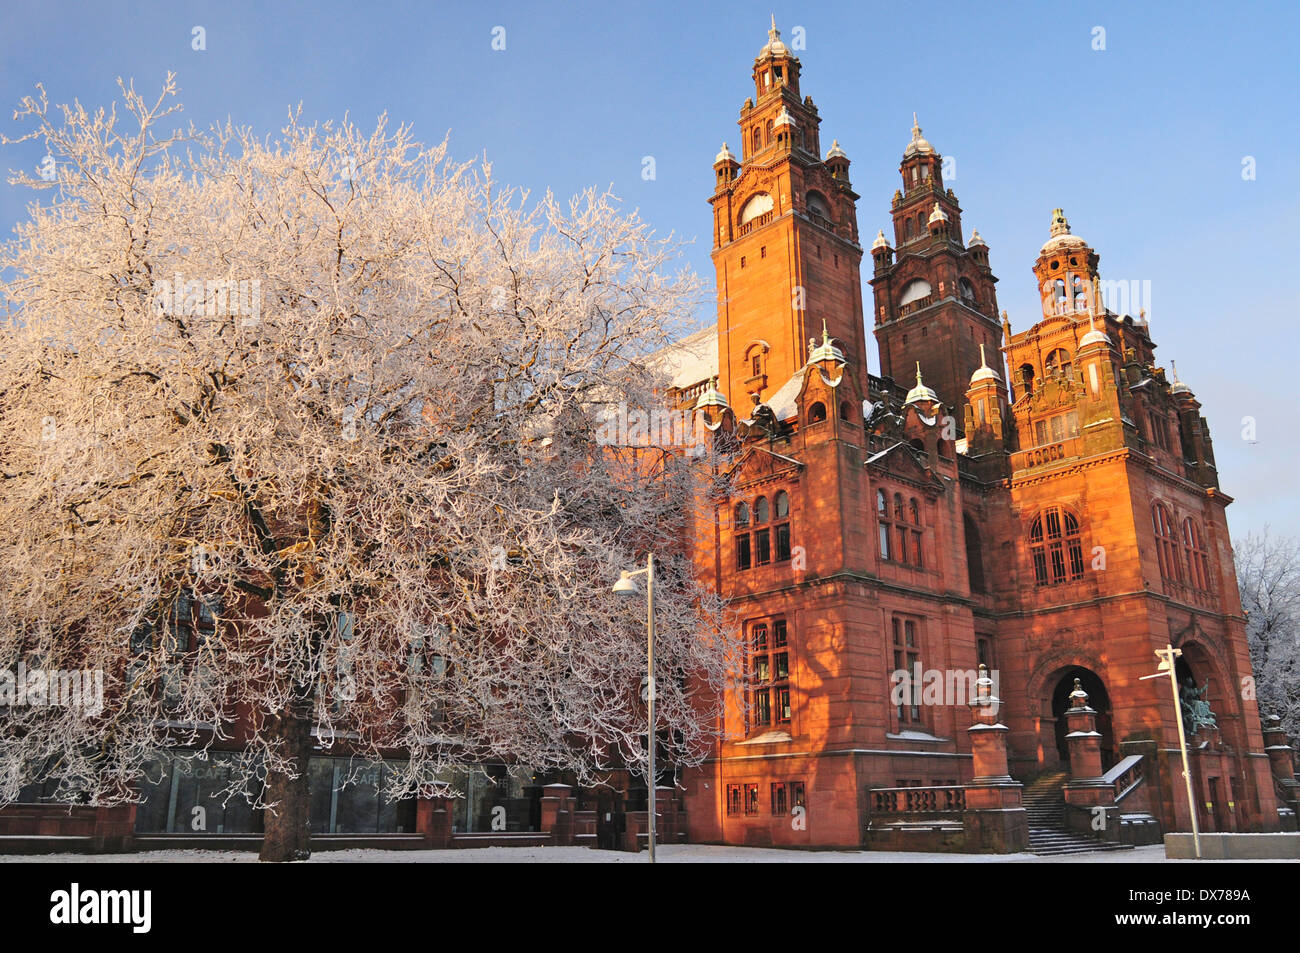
xmin=1180 ymin=678 xmax=1217 ymax=733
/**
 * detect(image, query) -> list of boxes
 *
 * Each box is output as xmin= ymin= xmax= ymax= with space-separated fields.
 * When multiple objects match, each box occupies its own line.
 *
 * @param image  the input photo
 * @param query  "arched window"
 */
xmin=1019 ymin=363 xmax=1036 ymax=396
xmin=808 ymin=402 xmax=827 ymax=423
xmin=893 ymin=493 xmax=905 ymax=520
xmin=1072 ymin=274 xmax=1088 ymax=311
xmin=806 ymin=190 xmax=830 ymax=219
xmin=1053 ymin=278 xmax=1067 ymax=308
xmin=964 ymin=514 xmax=986 ymax=593
xmin=752 ymin=128 xmax=762 ymax=154
xmin=1153 ymin=503 xmax=1182 ymax=585
xmin=735 ymin=502 xmax=750 ymax=527
xmin=904 ymin=219 xmax=914 ymax=241
xmin=839 ymin=400 xmax=852 ymax=421
xmin=1044 ymin=348 xmax=1072 ymax=380
xmin=752 ymin=497 xmax=772 ymax=566
xmin=1029 ymin=506 xmax=1085 ymax=586
xmin=739 ymin=192 xmax=774 ymax=226
xmin=877 ymin=490 xmax=891 ymax=560
xmin=1182 ymin=517 xmax=1211 ymax=592
xmin=774 ymin=490 xmax=792 ymax=562
xmin=909 ymin=499 xmax=920 ymax=525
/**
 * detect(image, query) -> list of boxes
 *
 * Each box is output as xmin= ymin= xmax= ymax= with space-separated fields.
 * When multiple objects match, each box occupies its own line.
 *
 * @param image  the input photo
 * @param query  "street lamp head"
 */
xmin=612 ymin=572 xmax=640 ymax=596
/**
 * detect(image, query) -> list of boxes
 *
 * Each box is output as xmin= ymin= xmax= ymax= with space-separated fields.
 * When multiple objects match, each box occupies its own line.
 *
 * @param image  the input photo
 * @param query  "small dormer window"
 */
xmin=752 ymin=354 xmax=762 ymax=377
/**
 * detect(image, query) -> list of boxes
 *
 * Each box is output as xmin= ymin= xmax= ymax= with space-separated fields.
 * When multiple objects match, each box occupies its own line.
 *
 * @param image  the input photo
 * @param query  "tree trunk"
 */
xmin=259 ymin=701 xmax=314 ymax=862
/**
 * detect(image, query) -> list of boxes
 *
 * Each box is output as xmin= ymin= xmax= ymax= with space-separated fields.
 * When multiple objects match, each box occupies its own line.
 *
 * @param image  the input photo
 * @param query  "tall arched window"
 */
xmin=1029 ymin=506 xmax=1085 ymax=586
xmin=1044 ymin=348 xmax=1072 ymax=380
xmin=753 ymin=496 xmax=771 ymax=565
xmin=964 ymin=514 xmax=986 ymax=593
xmin=735 ymin=502 xmax=750 ymax=527
xmin=808 ymin=402 xmax=827 ymax=423
xmin=1152 ymin=503 xmax=1182 ymax=584
xmin=1181 ymin=516 xmax=1210 ymax=591
xmin=774 ymin=491 xmax=791 ymax=562
xmin=877 ymin=490 xmax=891 ymax=560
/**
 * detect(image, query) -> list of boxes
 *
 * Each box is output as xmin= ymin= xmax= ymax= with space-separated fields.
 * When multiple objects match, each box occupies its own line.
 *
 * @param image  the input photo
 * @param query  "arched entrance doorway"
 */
xmin=1049 ymin=667 xmax=1115 ymax=773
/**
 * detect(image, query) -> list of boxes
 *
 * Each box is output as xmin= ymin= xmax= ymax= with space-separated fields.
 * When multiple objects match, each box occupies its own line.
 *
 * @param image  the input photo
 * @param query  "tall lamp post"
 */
xmin=613 ymin=553 xmax=656 ymax=863
xmin=1140 ymin=643 xmax=1201 ymax=859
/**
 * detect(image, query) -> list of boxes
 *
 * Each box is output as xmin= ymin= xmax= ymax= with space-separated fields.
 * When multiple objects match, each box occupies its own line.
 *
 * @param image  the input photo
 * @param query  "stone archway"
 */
xmin=1049 ymin=668 xmax=1115 ymax=772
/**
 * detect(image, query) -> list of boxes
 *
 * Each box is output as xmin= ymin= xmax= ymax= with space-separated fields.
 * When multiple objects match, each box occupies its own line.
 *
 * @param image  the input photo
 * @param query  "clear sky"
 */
xmin=2 ymin=0 xmax=1296 ymax=541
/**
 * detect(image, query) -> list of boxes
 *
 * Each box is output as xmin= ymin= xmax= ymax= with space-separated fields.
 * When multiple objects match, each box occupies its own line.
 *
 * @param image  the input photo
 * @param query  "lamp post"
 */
xmin=613 ymin=553 xmax=656 ymax=862
xmin=1140 ymin=643 xmax=1201 ymax=859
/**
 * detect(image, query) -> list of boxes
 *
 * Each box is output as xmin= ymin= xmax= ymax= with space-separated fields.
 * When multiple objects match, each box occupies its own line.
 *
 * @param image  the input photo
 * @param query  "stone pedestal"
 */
xmin=417 ymin=798 xmax=453 ymax=848
xmin=1062 ymin=679 xmax=1118 ymax=838
xmin=539 ymin=783 xmax=575 ymax=845
xmin=962 ymin=665 xmax=1028 ymax=853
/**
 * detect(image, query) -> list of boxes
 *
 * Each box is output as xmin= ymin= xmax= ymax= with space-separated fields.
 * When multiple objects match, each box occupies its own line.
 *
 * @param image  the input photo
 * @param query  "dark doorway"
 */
xmin=1050 ymin=667 xmax=1115 ymax=772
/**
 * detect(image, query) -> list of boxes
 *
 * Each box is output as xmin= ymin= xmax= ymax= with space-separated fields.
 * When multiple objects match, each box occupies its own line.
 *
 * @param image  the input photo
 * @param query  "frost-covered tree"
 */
xmin=1235 ymin=529 xmax=1300 ymax=747
xmin=0 ymin=77 xmax=739 ymax=860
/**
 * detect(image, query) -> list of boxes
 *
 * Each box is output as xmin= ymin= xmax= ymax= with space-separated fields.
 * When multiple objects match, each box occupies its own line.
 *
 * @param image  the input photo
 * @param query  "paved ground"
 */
xmin=0 ymin=844 xmax=1273 ymax=863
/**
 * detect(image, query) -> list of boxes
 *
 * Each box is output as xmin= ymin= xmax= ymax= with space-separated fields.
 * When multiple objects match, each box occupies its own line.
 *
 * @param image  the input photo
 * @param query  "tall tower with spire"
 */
xmin=869 ymin=117 xmax=1001 ymax=426
xmin=709 ymin=18 xmax=864 ymax=412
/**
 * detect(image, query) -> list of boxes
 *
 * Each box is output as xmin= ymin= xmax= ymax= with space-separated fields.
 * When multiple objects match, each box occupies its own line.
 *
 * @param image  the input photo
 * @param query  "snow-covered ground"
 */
xmin=0 ymin=844 xmax=1265 ymax=863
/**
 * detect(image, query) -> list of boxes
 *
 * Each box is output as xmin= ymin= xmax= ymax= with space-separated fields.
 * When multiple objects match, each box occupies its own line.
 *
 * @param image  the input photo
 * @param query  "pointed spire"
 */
xmin=970 ymin=342 xmax=1002 ymax=385
xmin=905 ymin=361 xmax=939 ymax=405
xmin=904 ymin=112 xmax=934 ymax=157
xmin=1170 ymin=360 xmax=1191 ymax=395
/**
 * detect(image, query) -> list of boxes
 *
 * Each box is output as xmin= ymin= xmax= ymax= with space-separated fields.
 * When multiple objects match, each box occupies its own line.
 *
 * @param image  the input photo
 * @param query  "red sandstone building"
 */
xmin=669 ymin=22 xmax=1297 ymax=853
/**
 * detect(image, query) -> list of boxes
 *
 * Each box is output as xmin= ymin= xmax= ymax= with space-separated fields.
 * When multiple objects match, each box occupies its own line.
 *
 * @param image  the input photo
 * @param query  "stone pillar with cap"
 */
xmin=1062 ymin=678 xmax=1119 ymax=838
xmin=961 ymin=663 xmax=1028 ymax=852
xmin=1262 ymin=715 xmax=1299 ymax=827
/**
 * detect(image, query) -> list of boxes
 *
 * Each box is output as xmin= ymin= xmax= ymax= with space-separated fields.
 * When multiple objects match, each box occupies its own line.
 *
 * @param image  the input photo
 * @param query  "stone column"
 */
xmin=963 ymin=664 xmax=1028 ymax=852
xmin=1262 ymin=715 xmax=1299 ymax=829
xmin=417 ymin=797 xmax=453 ymax=849
xmin=1062 ymin=679 xmax=1118 ymax=838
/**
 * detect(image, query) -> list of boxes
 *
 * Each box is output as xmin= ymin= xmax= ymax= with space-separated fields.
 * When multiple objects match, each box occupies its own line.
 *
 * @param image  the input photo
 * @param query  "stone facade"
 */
xmin=675 ymin=22 xmax=1288 ymax=850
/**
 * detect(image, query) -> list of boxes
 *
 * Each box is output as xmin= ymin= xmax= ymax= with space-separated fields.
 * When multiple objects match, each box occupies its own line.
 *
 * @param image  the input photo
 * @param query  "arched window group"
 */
xmin=1029 ymin=506 xmax=1085 ymax=586
xmin=735 ymin=490 xmax=792 ymax=571
xmin=877 ymin=488 xmax=923 ymax=567
xmin=1153 ymin=503 xmax=1213 ymax=594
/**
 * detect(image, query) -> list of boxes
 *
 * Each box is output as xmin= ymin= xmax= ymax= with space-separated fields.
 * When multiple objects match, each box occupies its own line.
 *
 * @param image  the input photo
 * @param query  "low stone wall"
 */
xmin=1165 ymin=832 xmax=1300 ymax=859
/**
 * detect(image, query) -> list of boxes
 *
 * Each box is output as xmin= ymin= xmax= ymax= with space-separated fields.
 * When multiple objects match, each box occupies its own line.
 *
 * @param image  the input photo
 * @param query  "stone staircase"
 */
xmin=1022 ymin=770 xmax=1132 ymax=856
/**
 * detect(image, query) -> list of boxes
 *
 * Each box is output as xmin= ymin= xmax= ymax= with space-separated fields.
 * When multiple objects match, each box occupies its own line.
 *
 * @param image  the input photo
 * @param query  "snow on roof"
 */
xmin=648 ymin=325 xmax=719 ymax=391
xmin=766 ymin=366 xmax=807 ymax=421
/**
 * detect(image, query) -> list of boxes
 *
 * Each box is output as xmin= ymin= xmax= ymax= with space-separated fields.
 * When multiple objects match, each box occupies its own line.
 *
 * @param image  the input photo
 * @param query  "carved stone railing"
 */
xmin=1012 ymin=436 xmax=1082 ymax=471
xmin=870 ymin=785 xmax=966 ymax=816
xmin=736 ymin=210 xmax=774 ymax=237
xmin=897 ymin=294 xmax=934 ymax=317
xmin=1101 ymin=754 xmax=1145 ymax=803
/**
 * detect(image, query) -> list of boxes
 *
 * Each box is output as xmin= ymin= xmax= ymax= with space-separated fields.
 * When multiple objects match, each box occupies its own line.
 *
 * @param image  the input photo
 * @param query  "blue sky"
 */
xmin=2 ymin=0 xmax=1296 ymax=540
